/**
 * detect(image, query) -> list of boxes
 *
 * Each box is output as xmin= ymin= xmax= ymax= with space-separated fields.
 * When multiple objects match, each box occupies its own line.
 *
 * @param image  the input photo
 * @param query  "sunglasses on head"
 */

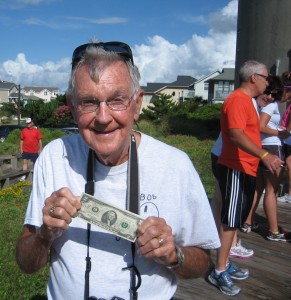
xmin=71 ymin=41 xmax=134 ymax=70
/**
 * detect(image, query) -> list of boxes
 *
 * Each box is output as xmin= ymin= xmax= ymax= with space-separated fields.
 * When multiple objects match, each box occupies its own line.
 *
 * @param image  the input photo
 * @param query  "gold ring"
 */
xmin=49 ymin=206 xmax=56 ymax=218
xmin=158 ymin=236 xmax=164 ymax=248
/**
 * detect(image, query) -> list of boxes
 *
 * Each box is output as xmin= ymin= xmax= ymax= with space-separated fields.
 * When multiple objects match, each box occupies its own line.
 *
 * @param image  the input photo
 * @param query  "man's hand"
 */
xmin=261 ymin=153 xmax=284 ymax=173
xmin=42 ymin=187 xmax=81 ymax=236
xmin=136 ymin=217 xmax=177 ymax=266
xmin=16 ymin=187 xmax=81 ymax=274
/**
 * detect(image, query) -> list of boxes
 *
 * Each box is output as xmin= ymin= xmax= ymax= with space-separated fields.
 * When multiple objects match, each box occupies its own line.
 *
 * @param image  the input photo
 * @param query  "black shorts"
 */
xmin=217 ymin=164 xmax=256 ymax=228
xmin=22 ymin=152 xmax=38 ymax=164
xmin=283 ymin=144 xmax=291 ymax=158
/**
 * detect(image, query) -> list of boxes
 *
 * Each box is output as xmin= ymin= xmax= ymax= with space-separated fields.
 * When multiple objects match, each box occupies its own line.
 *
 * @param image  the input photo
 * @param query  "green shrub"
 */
xmin=0 ymin=128 xmax=67 ymax=155
xmin=168 ymin=104 xmax=222 ymax=139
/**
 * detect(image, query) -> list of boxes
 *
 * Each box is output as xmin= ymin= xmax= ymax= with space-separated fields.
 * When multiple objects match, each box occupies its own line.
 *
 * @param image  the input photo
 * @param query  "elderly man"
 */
xmin=208 ymin=60 xmax=283 ymax=296
xmin=16 ymin=41 xmax=220 ymax=300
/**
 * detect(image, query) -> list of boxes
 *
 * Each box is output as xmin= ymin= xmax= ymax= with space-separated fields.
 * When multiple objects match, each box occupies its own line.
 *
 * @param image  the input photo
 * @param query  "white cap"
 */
xmin=26 ymin=118 xmax=32 ymax=123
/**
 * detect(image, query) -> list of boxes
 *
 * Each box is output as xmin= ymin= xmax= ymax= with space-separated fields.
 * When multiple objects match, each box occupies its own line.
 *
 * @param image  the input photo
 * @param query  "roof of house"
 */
xmin=22 ymin=86 xmax=59 ymax=93
xmin=193 ymin=70 xmax=220 ymax=84
xmin=141 ymin=82 xmax=168 ymax=93
xmin=0 ymin=81 xmax=17 ymax=90
xmin=207 ymin=68 xmax=235 ymax=82
xmin=169 ymin=75 xmax=197 ymax=87
xmin=142 ymin=75 xmax=197 ymax=94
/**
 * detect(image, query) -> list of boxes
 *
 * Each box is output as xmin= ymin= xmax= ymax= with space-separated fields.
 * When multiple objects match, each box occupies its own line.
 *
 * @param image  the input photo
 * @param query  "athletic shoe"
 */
xmin=278 ymin=194 xmax=291 ymax=203
xmin=208 ymin=268 xmax=241 ymax=296
xmin=266 ymin=231 xmax=291 ymax=242
xmin=226 ymin=261 xmax=249 ymax=280
xmin=284 ymin=194 xmax=291 ymax=203
xmin=229 ymin=239 xmax=254 ymax=259
xmin=240 ymin=222 xmax=259 ymax=233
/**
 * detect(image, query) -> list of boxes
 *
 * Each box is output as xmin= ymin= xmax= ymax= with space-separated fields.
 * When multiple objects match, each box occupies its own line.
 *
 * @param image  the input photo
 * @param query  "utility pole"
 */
xmin=17 ymin=84 xmax=21 ymax=125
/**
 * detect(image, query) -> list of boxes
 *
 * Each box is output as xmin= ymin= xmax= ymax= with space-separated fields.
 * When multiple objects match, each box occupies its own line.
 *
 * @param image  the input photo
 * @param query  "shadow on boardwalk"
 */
xmin=174 ymin=201 xmax=291 ymax=300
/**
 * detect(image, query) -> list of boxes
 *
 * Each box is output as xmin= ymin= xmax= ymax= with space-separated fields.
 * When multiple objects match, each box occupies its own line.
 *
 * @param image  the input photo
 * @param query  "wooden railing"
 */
xmin=0 ymin=154 xmax=33 ymax=189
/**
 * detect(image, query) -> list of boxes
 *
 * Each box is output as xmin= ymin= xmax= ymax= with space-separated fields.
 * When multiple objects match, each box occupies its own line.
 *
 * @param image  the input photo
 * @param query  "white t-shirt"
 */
xmin=260 ymin=102 xmax=282 ymax=146
xmin=24 ymin=133 xmax=220 ymax=300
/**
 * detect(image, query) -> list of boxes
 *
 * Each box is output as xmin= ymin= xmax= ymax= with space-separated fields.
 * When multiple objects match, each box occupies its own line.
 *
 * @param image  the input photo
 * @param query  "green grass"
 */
xmin=0 ymin=120 xmax=215 ymax=299
xmin=0 ymin=183 xmax=49 ymax=300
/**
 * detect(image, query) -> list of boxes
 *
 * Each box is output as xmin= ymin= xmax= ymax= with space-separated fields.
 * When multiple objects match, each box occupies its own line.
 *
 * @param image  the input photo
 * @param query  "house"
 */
xmin=21 ymin=86 xmax=59 ymax=103
xmin=141 ymin=75 xmax=197 ymax=109
xmin=0 ymin=81 xmax=19 ymax=104
xmin=206 ymin=68 xmax=235 ymax=103
xmin=192 ymin=70 xmax=221 ymax=100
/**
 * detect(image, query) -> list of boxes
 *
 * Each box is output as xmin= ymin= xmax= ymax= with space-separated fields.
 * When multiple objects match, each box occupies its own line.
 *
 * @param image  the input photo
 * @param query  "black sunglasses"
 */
xmin=71 ymin=41 xmax=134 ymax=70
xmin=264 ymin=87 xmax=283 ymax=99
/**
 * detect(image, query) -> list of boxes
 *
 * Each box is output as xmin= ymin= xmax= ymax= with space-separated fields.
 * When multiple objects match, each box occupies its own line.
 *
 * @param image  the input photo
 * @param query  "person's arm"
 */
xmin=16 ymin=188 xmax=81 ymax=274
xmin=229 ymin=128 xmax=283 ymax=172
xmin=16 ymin=224 xmax=60 ymax=274
xmin=136 ymin=217 xmax=210 ymax=279
xmin=260 ymin=112 xmax=289 ymax=139
xmin=20 ymin=140 xmax=23 ymax=153
xmin=172 ymin=246 xmax=210 ymax=278
xmin=38 ymin=139 xmax=43 ymax=153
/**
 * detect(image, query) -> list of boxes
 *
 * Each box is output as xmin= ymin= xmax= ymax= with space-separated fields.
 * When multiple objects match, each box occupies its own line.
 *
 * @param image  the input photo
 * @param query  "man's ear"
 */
xmin=66 ymin=94 xmax=78 ymax=124
xmin=134 ymin=89 xmax=144 ymax=121
xmin=250 ymin=73 xmax=257 ymax=84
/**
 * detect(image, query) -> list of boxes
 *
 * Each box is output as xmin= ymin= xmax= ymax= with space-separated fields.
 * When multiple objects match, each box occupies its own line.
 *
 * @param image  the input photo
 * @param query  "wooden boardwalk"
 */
xmin=174 ymin=200 xmax=291 ymax=300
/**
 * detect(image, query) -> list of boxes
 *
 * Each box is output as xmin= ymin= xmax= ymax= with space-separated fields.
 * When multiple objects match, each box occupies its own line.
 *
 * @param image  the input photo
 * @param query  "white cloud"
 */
xmin=135 ymin=0 xmax=238 ymax=85
xmin=66 ymin=16 xmax=128 ymax=24
xmin=0 ymin=0 xmax=238 ymax=93
xmin=0 ymin=54 xmax=70 ymax=92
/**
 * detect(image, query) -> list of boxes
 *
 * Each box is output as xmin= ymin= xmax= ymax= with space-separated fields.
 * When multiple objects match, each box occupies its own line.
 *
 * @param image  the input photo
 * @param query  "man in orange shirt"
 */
xmin=20 ymin=118 xmax=43 ymax=170
xmin=208 ymin=60 xmax=283 ymax=296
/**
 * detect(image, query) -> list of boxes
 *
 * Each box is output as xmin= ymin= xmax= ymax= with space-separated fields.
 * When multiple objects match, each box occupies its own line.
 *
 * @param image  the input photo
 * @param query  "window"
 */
xmin=204 ymin=82 xmax=209 ymax=91
xmin=218 ymin=81 xmax=223 ymax=92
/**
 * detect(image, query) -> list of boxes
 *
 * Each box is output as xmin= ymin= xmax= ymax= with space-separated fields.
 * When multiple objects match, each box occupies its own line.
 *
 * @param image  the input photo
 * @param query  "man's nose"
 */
xmin=94 ymin=102 xmax=113 ymax=123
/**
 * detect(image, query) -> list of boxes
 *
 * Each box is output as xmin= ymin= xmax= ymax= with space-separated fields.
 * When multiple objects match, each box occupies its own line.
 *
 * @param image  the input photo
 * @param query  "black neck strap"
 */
xmin=84 ymin=133 xmax=141 ymax=300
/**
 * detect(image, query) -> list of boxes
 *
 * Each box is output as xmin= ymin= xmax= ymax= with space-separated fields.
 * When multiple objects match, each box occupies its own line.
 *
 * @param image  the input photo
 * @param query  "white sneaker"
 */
xmin=278 ymin=194 xmax=291 ymax=203
xmin=284 ymin=194 xmax=291 ymax=203
xmin=229 ymin=239 xmax=254 ymax=259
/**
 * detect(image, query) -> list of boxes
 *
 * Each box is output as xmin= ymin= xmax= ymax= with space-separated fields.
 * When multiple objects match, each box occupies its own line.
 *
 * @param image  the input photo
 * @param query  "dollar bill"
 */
xmin=77 ymin=193 xmax=144 ymax=242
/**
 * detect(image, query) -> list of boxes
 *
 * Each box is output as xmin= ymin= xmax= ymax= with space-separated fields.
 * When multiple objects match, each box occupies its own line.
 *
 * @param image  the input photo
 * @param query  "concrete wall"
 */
xmin=235 ymin=0 xmax=291 ymax=88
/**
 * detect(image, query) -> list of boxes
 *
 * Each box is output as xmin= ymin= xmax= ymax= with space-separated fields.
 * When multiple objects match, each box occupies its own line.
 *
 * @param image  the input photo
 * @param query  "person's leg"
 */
xmin=216 ymin=225 xmax=236 ymax=270
xmin=210 ymin=179 xmax=222 ymax=231
xmin=285 ymin=155 xmax=291 ymax=196
xmin=22 ymin=158 xmax=28 ymax=171
xmin=242 ymin=166 xmax=264 ymax=230
xmin=263 ymin=168 xmax=282 ymax=233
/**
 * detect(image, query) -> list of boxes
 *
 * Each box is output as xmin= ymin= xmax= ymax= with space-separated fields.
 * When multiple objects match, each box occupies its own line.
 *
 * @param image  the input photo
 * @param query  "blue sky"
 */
xmin=0 ymin=0 xmax=238 ymax=93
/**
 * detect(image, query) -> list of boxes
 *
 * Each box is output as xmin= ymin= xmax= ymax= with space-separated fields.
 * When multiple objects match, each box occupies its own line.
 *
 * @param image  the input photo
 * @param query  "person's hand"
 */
xmin=136 ymin=217 xmax=177 ymax=266
xmin=261 ymin=153 xmax=284 ymax=173
xmin=278 ymin=129 xmax=290 ymax=139
xmin=41 ymin=187 xmax=81 ymax=242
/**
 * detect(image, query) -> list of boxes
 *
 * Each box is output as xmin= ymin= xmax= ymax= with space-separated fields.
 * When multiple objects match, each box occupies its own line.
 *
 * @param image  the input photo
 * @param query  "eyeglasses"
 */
xmin=77 ymin=95 xmax=135 ymax=112
xmin=72 ymin=41 xmax=134 ymax=70
xmin=255 ymin=73 xmax=269 ymax=80
xmin=264 ymin=87 xmax=283 ymax=99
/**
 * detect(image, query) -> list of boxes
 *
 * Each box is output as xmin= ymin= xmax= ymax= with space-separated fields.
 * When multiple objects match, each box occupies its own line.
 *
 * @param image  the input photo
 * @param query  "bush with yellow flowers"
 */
xmin=0 ymin=180 xmax=32 ymax=201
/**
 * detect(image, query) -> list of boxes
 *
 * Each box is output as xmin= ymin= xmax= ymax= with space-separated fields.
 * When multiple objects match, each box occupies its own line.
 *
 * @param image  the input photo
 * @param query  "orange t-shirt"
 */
xmin=218 ymin=89 xmax=261 ymax=176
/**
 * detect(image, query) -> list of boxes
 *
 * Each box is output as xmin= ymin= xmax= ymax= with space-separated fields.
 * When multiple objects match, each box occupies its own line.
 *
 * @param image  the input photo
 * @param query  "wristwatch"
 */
xmin=166 ymin=245 xmax=185 ymax=269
